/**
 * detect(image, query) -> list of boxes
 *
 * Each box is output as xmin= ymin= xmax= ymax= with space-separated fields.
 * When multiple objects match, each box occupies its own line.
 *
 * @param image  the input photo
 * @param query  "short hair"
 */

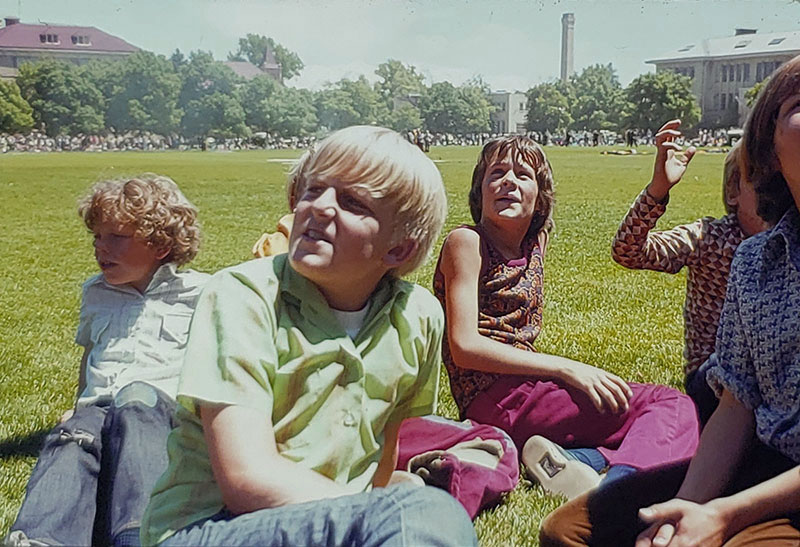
xmin=722 ymin=140 xmax=742 ymax=215
xmin=469 ymin=136 xmax=554 ymax=239
xmin=78 ymin=175 xmax=201 ymax=266
xmin=742 ymin=54 xmax=800 ymax=224
xmin=292 ymin=125 xmax=447 ymax=277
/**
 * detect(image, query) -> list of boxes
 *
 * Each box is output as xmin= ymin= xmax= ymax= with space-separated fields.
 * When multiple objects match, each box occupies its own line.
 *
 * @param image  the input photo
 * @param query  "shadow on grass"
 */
xmin=0 ymin=429 xmax=49 ymax=459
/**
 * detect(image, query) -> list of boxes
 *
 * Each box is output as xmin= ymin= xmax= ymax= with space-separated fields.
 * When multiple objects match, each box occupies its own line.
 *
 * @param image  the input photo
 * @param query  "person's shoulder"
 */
xmin=730 ymin=228 xmax=771 ymax=274
xmin=389 ymin=279 xmax=443 ymax=323
xmin=442 ymin=226 xmax=481 ymax=257
xmin=205 ymin=256 xmax=285 ymax=301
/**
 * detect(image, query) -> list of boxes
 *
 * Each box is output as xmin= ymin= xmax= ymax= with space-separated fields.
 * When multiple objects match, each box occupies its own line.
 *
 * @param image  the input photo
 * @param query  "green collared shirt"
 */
xmin=141 ymin=255 xmax=443 ymax=545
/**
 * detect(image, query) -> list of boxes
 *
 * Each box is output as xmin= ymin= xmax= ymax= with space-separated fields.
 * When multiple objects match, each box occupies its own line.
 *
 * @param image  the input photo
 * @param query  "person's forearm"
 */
xmin=450 ymin=331 xmax=577 ymax=380
xmin=709 ymin=466 xmax=800 ymax=537
xmin=676 ymin=390 xmax=755 ymax=503
xmin=223 ymin=453 xmax=353 ymax=514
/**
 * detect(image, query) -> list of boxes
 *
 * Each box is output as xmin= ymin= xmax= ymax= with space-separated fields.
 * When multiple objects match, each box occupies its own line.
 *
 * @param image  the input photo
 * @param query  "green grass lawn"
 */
xmin=0 ymin=145 xmax=727 ymax=545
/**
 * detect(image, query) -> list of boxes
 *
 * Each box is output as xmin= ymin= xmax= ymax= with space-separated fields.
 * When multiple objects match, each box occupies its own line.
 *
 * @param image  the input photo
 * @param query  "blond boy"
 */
xmin=140 ymin=126 xmax=477 ymax=546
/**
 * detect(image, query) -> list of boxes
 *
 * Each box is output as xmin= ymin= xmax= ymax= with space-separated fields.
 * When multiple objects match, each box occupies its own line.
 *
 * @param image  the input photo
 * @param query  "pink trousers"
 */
xmin=465 ymin=377 xmax=699 ymax=470
xmin=396 ymin=415 xmax=519 ymax=519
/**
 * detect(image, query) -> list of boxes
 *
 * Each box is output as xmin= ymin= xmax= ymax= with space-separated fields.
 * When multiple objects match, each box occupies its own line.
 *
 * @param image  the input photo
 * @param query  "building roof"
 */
xmin=0 ymin=20 xmax=139 ymax=53
xmin=647 ymin=29 xmax=800 ymax=64
xmin=224 ymin=61 xmax=267 ymax=80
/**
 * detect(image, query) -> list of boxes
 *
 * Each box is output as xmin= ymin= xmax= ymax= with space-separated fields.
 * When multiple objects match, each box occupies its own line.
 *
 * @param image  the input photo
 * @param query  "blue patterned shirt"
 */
xmin=707 ymin=206 xmax=800 ymax=463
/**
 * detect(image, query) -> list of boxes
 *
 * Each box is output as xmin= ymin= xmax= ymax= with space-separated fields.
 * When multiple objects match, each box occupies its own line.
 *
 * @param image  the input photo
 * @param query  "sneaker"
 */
xmin=521 ymin=435 xmax=602 ymax=500
xmin=3 ymin=531 xmax=49 ymax=547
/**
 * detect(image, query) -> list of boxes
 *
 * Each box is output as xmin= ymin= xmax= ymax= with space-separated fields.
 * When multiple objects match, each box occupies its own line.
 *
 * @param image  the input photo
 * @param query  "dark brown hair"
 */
xmin=469 ymin=136 xmax=554 ymax=238
xmin=742 ymin=54 xmax=800 ymax=223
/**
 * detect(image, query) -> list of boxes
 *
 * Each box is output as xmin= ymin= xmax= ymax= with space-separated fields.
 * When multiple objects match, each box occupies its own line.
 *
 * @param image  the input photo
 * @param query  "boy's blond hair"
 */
xmin=78 ymin=175 xmax=201 ymax=266
xmin=291 ymin=125 xmax=447 ymax=277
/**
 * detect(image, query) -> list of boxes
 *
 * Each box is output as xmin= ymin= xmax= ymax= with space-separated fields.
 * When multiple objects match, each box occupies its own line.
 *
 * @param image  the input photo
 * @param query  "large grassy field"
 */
xmin=0 ymin=145 xmax=727 ymax=545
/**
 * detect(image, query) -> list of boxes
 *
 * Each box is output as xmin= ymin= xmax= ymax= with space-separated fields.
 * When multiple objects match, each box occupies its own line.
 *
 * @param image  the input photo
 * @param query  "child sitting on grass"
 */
xmin=434 ymin=135 xmax=700 ymax=501
xmin=539 ymin=53 xmax=800 ymax=547
xmin=139 ymin=126 xmax=477 ymax=546
xmin=7 ymin=175 xmax=209 ymax=547
xmin=612 ymin=120 xmax=768 ymax=423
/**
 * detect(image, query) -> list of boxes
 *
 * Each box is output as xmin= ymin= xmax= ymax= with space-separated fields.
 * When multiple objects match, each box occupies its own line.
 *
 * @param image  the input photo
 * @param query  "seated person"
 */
xmin=540 ymin=53 xmax=800 ymax=547
xmin=139 ymin=126 xmax=478 ymax=546
xmin=7 ymin=175 xmax=208 ymax=546
xmin=612 ymin=123 xmax=767 ymax=423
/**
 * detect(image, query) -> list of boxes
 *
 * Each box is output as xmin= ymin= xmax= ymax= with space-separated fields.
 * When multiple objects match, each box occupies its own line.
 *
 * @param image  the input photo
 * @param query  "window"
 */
xmin=729 ymin=65 xmax=735 ymax=81
xmin=721 ymin=93 xmax=727 ymax=109
xmin=722 ymin=64 xmax=727 ymax=82
xmin=713 ymin=93 xmax=719 ymax=110
xmin=40 ymin=33 xmax=59 ymax=44
xmin=769 ymin=37 xmax=785 ymax=46
xmin=730 ymin=93 xmax=736 ymax=109
xmin=39 ymin=34 xmax=46 ymax=43
xmin=744 ymin=63 xmax=750 ymax=81
xmin=734 ymin=40 xmax=750 ymax=49
xmin=71 ymin=35 xmax=91 ymax=45
xmin=736 ymin=64 xmax=741 ymax=81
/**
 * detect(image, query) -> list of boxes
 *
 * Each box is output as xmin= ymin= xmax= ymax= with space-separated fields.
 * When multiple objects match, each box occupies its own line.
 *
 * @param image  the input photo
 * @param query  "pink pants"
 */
xmin=465 ymin=377 xmax=699 ymax=470
xmin=396 ymin=415 xmax=519 ymax=519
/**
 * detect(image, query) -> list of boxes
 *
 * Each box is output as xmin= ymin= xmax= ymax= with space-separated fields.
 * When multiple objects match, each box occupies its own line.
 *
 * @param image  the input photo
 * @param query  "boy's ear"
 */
xmin=383 ymin=239 xmax=418 ymax=268
xmin=154 ymin=246 xmax=170 ymax=261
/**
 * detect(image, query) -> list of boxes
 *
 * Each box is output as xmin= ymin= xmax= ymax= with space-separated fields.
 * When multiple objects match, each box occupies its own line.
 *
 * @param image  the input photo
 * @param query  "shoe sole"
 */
xmin=522 ymin=435 xmax=602 ymax=500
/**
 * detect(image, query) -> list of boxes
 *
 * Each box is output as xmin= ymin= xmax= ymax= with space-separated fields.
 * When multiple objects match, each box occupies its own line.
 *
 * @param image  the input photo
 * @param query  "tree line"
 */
xmin=0 ymin=34 xmax=700 ymax=138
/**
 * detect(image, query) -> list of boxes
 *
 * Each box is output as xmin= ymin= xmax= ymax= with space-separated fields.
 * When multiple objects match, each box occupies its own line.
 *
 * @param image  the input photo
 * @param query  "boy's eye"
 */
xmin=340 ymin=193 xmax=370 ymax=213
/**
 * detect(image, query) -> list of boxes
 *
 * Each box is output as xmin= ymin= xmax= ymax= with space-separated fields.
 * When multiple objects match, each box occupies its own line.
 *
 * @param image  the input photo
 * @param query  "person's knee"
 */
xmin=392 ymin=486 xmax=477 ymax=545
xmin=113 ymin=382 xmax=161 ymax=410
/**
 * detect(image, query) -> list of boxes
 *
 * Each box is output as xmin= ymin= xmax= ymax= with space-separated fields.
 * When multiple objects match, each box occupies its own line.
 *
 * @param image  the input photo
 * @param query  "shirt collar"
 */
xmin=276 ymin=254 xmax=402 ymax=338
xmin=762 ymin=206 xmax=800 ymax=273
xmin=92 ymin=262 xmax=180 ymax=296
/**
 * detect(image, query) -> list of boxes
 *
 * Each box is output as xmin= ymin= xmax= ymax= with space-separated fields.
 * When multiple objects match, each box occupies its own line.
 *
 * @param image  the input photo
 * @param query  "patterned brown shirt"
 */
xmin=611 ymin=190 xmax=744 ymax=376
xmin=433 ymin=226 xmax=545 ymax=416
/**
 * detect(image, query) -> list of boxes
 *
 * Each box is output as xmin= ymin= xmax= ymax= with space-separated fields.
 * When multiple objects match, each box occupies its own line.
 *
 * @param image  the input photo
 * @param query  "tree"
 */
xmin=315 ymin=76 xmax=388 ymax=130
xmin=384 ymin=101 xmax=422 ymax=133
xmin=456 ymin=84 xmax=493 ymax=133
xmin=16 ymin=59 xmax=105 ymax=136
xmin=170 ymin=48 xmax=187 ymax=71
xmin=418 ymin=81 xmax=493 ymax=134
xmin=745 ymin=78 xmax=768 ymax=107
xmin=374 ymin=59 xmax=425 ymax=102
xmin=228 ymin=33 xmax=304 ymax=81
xmin=624 ymin=71 xmax=700 ymax=131
xmin=569 ymin=63 xmax=626 ymax=130
xmin=101 ymin=51 xmax=182 ymax=134
xmin=0 ymin=80 xmax=34 ymax=133
xmin=525 ymin=82 xmax=572 ymax=133
xmin=241 ymin=76 xmax=317 ymax=136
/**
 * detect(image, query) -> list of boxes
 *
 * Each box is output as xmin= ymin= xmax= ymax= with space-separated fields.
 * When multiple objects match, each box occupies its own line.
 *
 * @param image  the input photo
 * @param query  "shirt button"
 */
xmin=343 ymin=412 xmax=357 ymax=427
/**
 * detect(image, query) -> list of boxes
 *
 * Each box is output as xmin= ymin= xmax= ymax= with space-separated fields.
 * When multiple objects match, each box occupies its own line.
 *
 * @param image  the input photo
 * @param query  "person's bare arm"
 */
xmin=442 ymin=228 xmax=631 ymax=413
xmin=201 ymin=404 xmax=351 ymax=514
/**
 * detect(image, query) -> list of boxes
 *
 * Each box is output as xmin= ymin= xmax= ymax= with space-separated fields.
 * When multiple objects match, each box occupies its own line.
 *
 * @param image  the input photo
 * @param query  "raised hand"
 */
xmin=562 ymin=361 xmax=633 ymax=414
xmin=648 ymin=119 xmax=697 ymax=201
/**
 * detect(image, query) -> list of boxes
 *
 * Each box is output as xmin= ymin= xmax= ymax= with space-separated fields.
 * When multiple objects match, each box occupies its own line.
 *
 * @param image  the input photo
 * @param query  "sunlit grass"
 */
xmin=0 ymin=145 xmax=726 ymax=544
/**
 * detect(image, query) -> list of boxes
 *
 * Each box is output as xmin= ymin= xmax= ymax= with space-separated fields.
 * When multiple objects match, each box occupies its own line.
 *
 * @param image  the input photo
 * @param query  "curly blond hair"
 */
xmin=78 ymin=175 xmax=201 ymax=266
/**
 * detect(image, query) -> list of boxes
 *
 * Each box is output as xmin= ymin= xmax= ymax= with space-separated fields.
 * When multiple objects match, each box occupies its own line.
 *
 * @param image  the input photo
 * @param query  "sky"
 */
xmin=2 ymin=0 xmax=800 ymax=91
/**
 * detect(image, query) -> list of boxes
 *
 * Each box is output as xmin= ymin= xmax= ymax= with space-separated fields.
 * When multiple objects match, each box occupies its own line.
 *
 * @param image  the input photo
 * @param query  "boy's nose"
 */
xmin=310 ymin=187 xmax=337 ymax=217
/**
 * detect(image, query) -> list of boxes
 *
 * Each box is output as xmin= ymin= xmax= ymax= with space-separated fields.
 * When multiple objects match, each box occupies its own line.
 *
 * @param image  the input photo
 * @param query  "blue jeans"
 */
xmin=12 ymin=382 xmax=176 ymax=546
xmin=162 ymin=484 xmax=477 ymax=547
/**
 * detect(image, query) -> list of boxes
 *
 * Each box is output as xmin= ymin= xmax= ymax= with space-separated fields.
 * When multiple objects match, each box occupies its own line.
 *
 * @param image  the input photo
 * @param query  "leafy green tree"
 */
xmin=16 ymin=59 xmax=105 ymax=136
xmin=384 ymin=101 xmax=422 ymax=133
xmin=315 ymin=76 xmax=388 ymax=130
xmin=374 ymin=59 xmax=425 ymax=101
xmin=570 ymin=63 xmax=626 ymax=130
xmin=0 ymin=79 xmax=34 ymax=133
xmin=418 ymin=81 xmax=493 ymax=133
xmin=170 ymin=48 xmax=187 ymax=71
xmin=181 ymin=92 xmax=248 ymax=139
xmin=178 ymin=51 xmax=241 ymax=107
xmin=746 ymin=78 xmax=768 ymax=107
xmin=99 ymin=51 xmax=181 ymax=134
xmin=228 ymin=33 xmax=304 ymax=81
xmin=624 ymin=71 xmax=700 ymax=130
xmin=525 ymin=82 xmax=573 ymax=133
xmin=241 ymin=76 xmax=317 ymax=136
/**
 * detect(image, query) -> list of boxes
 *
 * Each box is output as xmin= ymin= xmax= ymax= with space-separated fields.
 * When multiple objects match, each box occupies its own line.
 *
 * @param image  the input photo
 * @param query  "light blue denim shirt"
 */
xmin=707 ymin=206 xmax=800 ymax=462
xmin=75 ymin=263 xmax=209 ymax=407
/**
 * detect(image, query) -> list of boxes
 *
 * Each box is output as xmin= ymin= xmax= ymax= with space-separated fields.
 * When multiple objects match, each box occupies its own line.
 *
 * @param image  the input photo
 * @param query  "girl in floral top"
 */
xmin=433 ymin=136 xmax=699 ymax=500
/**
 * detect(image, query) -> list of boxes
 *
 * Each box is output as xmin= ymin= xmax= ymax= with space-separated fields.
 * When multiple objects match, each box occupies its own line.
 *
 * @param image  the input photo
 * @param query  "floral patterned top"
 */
xmin=707 ymin=206 xmax=800 ymax=462
xmin=612 ymin=189 xmax=745 ymax=376
xmin=433 ymin=225 xmax=545 ymax=416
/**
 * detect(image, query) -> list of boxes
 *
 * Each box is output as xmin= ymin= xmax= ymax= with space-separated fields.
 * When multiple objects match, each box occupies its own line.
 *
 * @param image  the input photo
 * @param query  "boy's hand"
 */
xmin=648 ymin=119 xmax=697 ymax=201
xmin=60 ymin=408 xmax=75 ymax=423
xmin=636 ymin=498 xmax=730 ymax=547
xmin=562 ymin=362 xmax=633 ymax=414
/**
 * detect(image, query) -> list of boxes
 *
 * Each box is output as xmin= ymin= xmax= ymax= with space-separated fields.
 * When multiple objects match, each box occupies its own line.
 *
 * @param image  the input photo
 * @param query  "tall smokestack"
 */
xmin=560 ymin=13 xmax=575 ymax=84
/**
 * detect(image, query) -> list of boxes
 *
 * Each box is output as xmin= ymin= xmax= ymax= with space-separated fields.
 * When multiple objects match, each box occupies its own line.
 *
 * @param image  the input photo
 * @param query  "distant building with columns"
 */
xmin=647 ymin=28 xmax=800 ymax=127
